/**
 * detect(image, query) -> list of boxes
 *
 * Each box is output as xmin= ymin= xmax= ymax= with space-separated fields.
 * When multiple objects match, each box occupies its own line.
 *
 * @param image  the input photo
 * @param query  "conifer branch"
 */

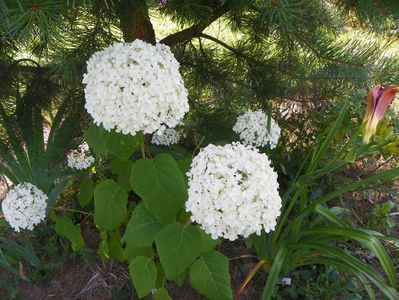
xmin=292 ymin=33 xmax=366 ymax=67
xmin=0 ymin=59 xmax=41 ymax=77
xmin=160 ymin=2 xmax=230 ymax=46
xmin=199 ymin=33 xmax=256 ymax=64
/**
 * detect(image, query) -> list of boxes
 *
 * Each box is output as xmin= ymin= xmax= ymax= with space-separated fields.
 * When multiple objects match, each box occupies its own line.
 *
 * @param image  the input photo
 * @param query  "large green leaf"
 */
xmin=122 ymin=204 xmax=163 ymax=247
xmin=190 ymin=250 xmax=232 ymax=300
xmin=105 ymin=131 xmax=142 ymax=159
xmin=108 ymin=231 xmax=124 ymax=262
xmin=84 ymin=123 xmax=142 ymax=158
xmin=94 ymin=180 xmax=128 ymax=230
xmin=199 ymin=229 xmax=220 ymax=253
xmin=131 ymin=154 xmax=187 ymax=223
xmin=110 ymin=158 xmax=134 ymax=192
xmin=124 ymin=243 xmax=154 ymax=262
xmin=55 ymin=216 xmax=85 ymax=251
xmin=129 ymin=256 xmax=157 ymax=298
xmin=84 ymin=123 xmax=108 ymax=155
xmin=155 ymin=223 xmax=203 ymax=280
xmin=153 ymin=287 xmax=172 ymax=300
xmin=78 ymin=178 xmax=94 ymax=207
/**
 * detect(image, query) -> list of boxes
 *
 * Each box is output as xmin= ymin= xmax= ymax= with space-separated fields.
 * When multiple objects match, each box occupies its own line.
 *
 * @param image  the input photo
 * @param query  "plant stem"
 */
xmin=61 ymin=208 xmax=93 ymax=216
xmin=141 ymin=141 xmax=146 ymax=158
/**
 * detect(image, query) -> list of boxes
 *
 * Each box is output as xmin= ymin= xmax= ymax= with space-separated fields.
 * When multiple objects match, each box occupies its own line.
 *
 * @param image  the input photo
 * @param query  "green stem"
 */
xmin=61 ymin=208 xmax=93 ymax=216
xmin=141 ymin=138 xmax=146 ymax=158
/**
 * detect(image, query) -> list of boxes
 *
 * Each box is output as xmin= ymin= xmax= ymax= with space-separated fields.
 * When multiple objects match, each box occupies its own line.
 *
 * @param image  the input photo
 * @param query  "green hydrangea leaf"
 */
xmin=131 ymin=154 xmax=187 ymax=223
xmin=108 ymin=231 xmax=124 ymax=262
xmin=78 ymin=178 xmax=94 ymax=207
xmin=84 ymin=123 xmax=108 ymax=155
xmin=105 ymin=131 xmax=143 ymax=159
xmin=199 ymin=229 xmax=220 ymax=253
xmin=94 ymin=180 xmax=128 ymax=230
xmin=129 ymin=256 xmax=157 ymax=298
xmin=55 ymin=216 xmax=85 ymax=252
xmin=153 ymin=287 xmax=172 ymax=300
xmin=110 ymin=158 xmax=134 ymax=192
xmin=155 ymin=223 xmax=203 ymax=280
xmin=124 ymin=242 xmax=154 ymax=262
xmin=190 ymin=250 xmax=232 ymax=300
xmin=122 ymin=203 xmax=163 ymax=247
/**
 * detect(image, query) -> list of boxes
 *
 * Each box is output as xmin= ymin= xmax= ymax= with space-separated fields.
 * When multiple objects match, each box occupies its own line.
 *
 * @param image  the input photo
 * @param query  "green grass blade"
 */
xmin=293 ymin=243 xmax=399 ymax=299
xmin=314 ymin=205 xmax=347 ymax=227
xmin=307 ymin=100 xmax=349 ymax=173
xmin=0 ymin=104 xmax=32 ymax=181
xmin=298 ymin=227 xmax=397 ymax=289
xmin=296 ymin=167 xmax=399 ymax=220
xmin=297 ymin=257 xmax=378 ymax=300
xmin=261 ymin=246 xmax=288 ymax=300
xmin=0 ymin=237 xmax=42 ymax=269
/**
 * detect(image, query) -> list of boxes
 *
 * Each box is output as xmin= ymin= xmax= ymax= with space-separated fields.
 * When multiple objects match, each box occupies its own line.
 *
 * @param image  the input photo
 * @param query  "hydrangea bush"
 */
xmin=1 ymin=38 xmax=399 ymax=300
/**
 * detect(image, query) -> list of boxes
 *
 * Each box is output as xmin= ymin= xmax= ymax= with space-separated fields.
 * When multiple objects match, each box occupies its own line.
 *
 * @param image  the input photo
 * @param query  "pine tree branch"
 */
xmin=292 ymin=32 xmax=366 ymax=67
xmin=0 ymin=59 xmax=41 ymax=77
xmin=160 ymin=2 xmax=231 ymax=46
xmin=199 ymin=33 xmax=256 ymax=64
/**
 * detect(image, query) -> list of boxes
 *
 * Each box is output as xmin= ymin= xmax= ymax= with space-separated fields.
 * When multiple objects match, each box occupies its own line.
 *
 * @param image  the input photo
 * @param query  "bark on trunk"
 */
xmin=117 ymin=0 xmax=156 ymax=44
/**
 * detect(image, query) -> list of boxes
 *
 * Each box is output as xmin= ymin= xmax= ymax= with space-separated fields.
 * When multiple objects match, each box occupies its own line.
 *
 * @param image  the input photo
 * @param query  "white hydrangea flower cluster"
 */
xmin=185 ymin=142 xmax=282 ymax=241
xmin=83 ymin=39 xmax=189 ymax=136
xmin=390 ymin=95 xmax=399 ymax=115
xmin=233 ymin=110 xmax=281 ymax=149
xmin=67 ymin=142 xmax=95 ymax=170
xmin=1 ymin=183 xmax=47 ymax=232
xmin=151 ymin=128 xmax=181 ymax=146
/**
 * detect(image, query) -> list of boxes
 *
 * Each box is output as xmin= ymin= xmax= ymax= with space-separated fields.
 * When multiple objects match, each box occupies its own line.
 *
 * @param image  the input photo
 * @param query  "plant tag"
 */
xmin=280 ymin=277 xmax=292 ymax=285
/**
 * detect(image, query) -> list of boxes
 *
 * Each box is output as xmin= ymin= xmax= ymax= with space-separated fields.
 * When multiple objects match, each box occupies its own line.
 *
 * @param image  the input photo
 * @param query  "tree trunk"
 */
xmin=117 ymin=0 xmax=156 ymax=44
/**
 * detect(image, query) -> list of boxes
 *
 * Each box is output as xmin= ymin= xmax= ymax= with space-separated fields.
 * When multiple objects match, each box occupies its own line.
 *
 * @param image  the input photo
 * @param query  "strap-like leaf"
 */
xmin=261 ymin=246 xmax=288 ymax=300
xmin=297 ymin=227 xmax=397 ymax=290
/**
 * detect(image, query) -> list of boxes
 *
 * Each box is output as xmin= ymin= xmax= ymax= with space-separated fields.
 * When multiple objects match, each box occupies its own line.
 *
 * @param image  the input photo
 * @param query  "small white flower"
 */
xmin=233 ymin=110 xmax=281 ymax=149
xmin=67 ymin=142 xmax=95 ymax=170
xmin=1 ymin=183 xmax=47 ymax=232
xmin=83 ymin=40 xmax=189 ymax=136
xmin=185 ymin=142 xmax=282 ymax=241
xmin=151 ymin=128 xmax=181 ymax=146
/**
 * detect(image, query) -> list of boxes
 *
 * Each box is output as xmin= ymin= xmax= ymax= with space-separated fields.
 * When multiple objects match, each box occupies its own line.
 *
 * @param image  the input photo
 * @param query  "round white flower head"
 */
xmin=83 ymin=39 xmax=189 ymax=135
xmin=67 ymin=142 xmax=95 ymax=170
xmin=233 ymin=110 xmax=281 ymax=149
xmin=1 ymin=183 xmax=47 ymax=232
xmin=151 ymin=128 xmax=181 ymax=146
xmin=185 ymin=142 xmax=282 ymax=241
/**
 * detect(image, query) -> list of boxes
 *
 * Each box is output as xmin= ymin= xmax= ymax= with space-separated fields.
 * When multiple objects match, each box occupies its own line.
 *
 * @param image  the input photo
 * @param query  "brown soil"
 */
xmin=16 ymin=260 xmax=130 ymax=300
